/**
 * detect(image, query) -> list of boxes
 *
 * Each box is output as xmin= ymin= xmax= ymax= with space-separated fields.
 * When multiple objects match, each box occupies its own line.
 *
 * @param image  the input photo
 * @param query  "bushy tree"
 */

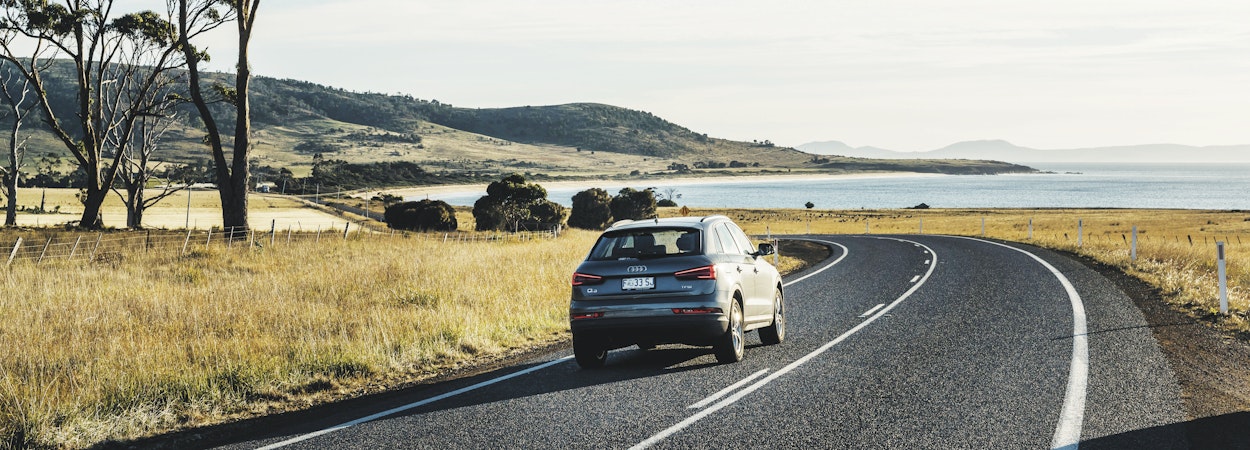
xmin=568 ymin=188 xmax=613 ymax=230
xmin=472 ymin=174 xmax=562 ymax=231
xmin=384 ymin=199 xmax=457 ymax=231
xmin=524 ymin=199 xmax=567 ymax=230
xmin=610 ymin=187 xmax=657 ymax=221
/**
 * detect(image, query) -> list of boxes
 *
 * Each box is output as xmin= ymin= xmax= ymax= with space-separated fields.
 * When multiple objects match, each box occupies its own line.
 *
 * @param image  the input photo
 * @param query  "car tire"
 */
xmin=714 ymin=300 xmax=745 ymax=363
xmin=759 ymin=288 xmax=785 ymax=345
xmin=573 ymin=334 xmax=607 ymax=369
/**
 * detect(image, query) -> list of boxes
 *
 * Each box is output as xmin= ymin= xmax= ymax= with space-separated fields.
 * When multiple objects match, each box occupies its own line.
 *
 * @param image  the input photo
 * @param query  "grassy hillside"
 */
xmin=2 ymin=65 xmax=1034 ymax=187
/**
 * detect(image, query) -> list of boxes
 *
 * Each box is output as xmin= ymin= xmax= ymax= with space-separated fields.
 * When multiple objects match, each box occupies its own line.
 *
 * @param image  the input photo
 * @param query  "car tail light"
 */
xmin=675 ymin=265 xmax=716 ymax=280
xmin=572 ymin=272 xmax=604 ymax=286
xmin=672 ymin=307 xmax=722 ymax=315
xmin=571 ymin=312 xmax=604 ymax=320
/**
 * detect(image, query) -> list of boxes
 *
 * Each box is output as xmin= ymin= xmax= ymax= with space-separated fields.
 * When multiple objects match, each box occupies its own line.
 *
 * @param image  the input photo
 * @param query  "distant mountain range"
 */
xmin=797 ymin=140 xmax=1250 ymax=163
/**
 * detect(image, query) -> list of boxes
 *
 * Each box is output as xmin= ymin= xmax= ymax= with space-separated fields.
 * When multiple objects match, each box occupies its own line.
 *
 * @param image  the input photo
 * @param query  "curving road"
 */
xmin=216 ymin=235 xmax=1189 ymax=449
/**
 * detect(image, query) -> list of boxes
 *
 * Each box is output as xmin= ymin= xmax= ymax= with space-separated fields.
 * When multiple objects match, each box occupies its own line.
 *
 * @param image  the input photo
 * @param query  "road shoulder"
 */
xmin=1065 ymin=252 xmax=1250 ymax=449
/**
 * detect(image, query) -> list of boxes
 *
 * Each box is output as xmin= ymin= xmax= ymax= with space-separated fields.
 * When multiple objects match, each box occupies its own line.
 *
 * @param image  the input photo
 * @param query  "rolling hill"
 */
xmin=2 ymin=64 xmax=1035 ymax=189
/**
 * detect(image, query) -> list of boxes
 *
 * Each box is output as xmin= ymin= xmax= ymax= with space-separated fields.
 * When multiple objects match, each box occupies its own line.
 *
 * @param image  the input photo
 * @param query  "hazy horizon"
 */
xmin=142 ymin=0 xmax=1249 ymax=152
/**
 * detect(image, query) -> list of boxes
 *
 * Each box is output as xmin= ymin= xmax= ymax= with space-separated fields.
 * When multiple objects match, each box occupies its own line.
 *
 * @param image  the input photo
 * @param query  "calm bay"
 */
xmin=429 ymin=163 xmax=1250 ymax=210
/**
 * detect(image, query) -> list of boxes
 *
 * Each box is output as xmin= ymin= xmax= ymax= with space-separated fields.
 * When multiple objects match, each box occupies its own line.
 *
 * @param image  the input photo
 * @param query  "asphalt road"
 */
xmin=216 ymin=235 xmax=1188 ymax=449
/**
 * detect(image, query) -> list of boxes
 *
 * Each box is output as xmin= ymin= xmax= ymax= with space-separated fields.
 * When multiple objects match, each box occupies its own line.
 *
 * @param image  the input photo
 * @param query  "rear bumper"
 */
xmin=570 ymin=313 xmax=728 ymax=348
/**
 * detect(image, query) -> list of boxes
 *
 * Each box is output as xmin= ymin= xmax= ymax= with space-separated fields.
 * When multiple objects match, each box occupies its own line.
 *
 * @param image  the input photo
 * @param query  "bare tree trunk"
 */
xmin=81 ymin=186 xmax=107 ymax=228
xmin=4 ymin=120 xmax=18 ymax=227
xmin=221 ymin=0 xmax=259 ymax=237
xmin=3 ymin=170 xmax=15 ymax=227
xmin=125 ymin=184 xmax=143 ymax=229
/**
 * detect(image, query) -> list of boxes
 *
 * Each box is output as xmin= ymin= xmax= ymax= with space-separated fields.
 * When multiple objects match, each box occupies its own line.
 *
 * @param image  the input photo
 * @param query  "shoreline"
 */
xmin=381 ymin=171 xmax=945 ymax=202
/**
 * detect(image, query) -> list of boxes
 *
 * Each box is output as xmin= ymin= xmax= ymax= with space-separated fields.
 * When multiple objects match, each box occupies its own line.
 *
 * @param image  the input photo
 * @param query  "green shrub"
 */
xmin=472 ymin=174 xmax=564 ymax=231
xmin=610 ymin=187 xmax=657 ymax=221
xmin=384 ymin=200 xmax=458 ymax=231
xmin=568 ymin=188 xmax=613 ymax=230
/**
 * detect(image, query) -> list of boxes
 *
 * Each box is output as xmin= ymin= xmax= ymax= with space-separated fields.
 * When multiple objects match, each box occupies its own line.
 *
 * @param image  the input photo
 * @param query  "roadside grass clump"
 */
xmin=0 ymin=229 xmax=594 ymax=449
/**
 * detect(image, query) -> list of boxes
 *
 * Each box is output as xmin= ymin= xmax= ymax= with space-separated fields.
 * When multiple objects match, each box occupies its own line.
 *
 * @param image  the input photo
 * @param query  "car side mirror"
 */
xmin=755 ymin=242 xmax=776 ymax=257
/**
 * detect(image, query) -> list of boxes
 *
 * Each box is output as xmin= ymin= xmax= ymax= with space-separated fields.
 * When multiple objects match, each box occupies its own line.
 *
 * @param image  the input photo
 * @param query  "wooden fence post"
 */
xmin=37 ymin=237 xmax=52 ymax=264
xmin=6 ymin=237 xmax=20 ymax=267
xmin=69 ymin=236 xmax=83 ymax=259
xmin=1131 ymin=226 xmax=1138 ymax=261
xmin=91 ymin=232 xmax=103 ymax=260
xmin=1218 ymin=242 xmax=1228 ymax=314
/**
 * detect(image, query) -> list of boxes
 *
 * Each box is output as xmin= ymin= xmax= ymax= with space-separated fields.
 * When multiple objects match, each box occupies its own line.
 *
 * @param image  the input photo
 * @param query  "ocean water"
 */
xmin=431 ymin=163 xmax=1250 ymax=210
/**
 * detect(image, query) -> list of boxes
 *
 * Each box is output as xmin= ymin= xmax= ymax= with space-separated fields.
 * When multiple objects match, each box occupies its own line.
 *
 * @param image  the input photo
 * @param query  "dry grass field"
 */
xmin=6 ymin=188 xmax=348 ymax=230
xmin=0 ymin=228 xmax=599 ymax=449
xmin=1 ymin=204 xmax=1246 ymax=448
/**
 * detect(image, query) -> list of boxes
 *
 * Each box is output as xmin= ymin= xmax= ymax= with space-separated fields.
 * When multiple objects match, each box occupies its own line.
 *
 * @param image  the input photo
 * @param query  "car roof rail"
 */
xmin=610 ymin=219 xmax=635 ymax=227
xmin=699 ymin=214 xmax=729 ymax=223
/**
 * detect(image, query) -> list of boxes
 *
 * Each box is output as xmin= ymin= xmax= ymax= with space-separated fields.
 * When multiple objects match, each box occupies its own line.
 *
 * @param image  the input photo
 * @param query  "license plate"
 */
xmin=622 ymin=277 xmax=655 ymax=290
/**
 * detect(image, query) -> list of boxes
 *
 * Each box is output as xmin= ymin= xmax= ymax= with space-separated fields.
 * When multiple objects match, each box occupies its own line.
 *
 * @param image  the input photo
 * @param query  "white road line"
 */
xmin=688 ymin=369 xmax=770 ymax=409
xmin=256 ymin=356 xmax=575 ymax=450
xmin=858 ymin=304 xmax=885 ymax=318
xmin=631 ymin=238 xmax=938 ymax=449
xmin=783 ymin=240 xmax=849 ymax=287
xmin=947 ymin=236 xmax=1088 ymax=450
xmin=909 ymin=275 xmax=921 ymax=283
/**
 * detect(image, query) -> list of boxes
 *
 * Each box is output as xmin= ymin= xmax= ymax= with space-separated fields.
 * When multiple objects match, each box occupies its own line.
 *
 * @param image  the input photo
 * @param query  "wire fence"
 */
xmin=3 ymin=221 xmax=562 ymax=267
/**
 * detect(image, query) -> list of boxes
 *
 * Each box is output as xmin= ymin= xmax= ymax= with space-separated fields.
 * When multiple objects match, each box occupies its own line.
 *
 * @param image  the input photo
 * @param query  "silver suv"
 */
xmin=569 ymin=215 xmax=785 ymax=368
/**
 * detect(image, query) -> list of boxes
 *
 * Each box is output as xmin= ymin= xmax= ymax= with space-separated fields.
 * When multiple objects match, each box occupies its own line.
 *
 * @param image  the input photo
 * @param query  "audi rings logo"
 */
xmin=626 ymin=265 xmax=648 ymax=273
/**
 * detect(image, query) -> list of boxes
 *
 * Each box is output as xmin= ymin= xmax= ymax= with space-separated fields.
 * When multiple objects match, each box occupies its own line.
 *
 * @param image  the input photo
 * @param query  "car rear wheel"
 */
xmin=714 ymin=300 xmax=745 ymax=363
xmin=759 ymin=288 xmax=785 ymax=345
xmin=573 ymin=334 xmax=607 ymax=369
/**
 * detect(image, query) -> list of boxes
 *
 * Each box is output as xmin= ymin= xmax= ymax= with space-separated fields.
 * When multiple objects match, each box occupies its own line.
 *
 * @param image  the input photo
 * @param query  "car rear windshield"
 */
xmin=588 ymin=228 xmax=701 ymax=260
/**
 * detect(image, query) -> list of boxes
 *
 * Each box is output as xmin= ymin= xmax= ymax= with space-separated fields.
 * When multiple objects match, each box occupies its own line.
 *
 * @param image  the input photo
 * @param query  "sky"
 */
xmin=188 ymin=0 xmax=1250 ymax=152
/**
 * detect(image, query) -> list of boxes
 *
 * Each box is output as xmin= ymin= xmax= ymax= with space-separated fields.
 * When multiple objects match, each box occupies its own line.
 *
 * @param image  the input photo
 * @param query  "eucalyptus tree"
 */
xmin=107 ymin=6 xmax=189 ymax=229
xmin=110 ymin=89 xmax=182 ymax=229
xmin=175 ymin=0 xmax=259 ymax=237
xmin=0 ymin=59 xmax=41 ymax=227
xmin=0 ymin=0 xmax=188 ymax=229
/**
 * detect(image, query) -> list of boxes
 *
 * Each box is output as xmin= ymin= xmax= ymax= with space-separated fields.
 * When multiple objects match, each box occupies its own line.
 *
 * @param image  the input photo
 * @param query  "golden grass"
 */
xmin=0 ymin=230 xmax=593 ymax=448
xmin=2 ymin=206 xmax=1246 ymax=448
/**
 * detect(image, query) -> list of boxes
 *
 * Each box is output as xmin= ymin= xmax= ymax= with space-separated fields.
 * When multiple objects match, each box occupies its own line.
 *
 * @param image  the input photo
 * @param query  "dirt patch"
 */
xmin=1058 ymin=252 xmax=1250 ymax=448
